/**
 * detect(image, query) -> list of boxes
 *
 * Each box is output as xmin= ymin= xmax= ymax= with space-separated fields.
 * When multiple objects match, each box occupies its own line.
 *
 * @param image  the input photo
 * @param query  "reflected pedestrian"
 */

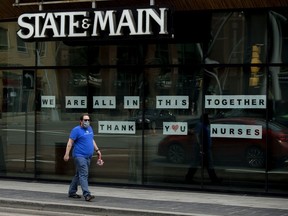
xmin=185 ymin=113 xmax=221 ymax=183
xmin=63 ymin=113 xmax=101 ymax=201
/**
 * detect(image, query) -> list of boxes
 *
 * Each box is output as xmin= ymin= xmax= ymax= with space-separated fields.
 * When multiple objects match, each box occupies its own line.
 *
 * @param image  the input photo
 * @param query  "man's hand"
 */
xmin=63 ymin=154 xmax=69 ymax=162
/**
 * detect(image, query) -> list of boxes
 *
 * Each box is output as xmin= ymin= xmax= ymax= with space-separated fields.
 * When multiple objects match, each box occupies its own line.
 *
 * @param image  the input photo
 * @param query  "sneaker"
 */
xmin=85 ymin=194 xmax=95 ymax=201
xmin=68 ymin=194 xmax=81 ymax=198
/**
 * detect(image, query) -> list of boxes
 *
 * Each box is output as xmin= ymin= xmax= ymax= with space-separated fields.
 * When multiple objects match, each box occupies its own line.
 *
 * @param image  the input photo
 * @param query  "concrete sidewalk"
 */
xmin=0 ymin=179 xmax=288 ymax=216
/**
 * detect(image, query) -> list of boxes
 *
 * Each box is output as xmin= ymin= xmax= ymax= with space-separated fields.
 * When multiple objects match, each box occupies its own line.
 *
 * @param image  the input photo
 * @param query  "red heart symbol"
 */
xmin=172 ymin=125 xmax=179 ymax=132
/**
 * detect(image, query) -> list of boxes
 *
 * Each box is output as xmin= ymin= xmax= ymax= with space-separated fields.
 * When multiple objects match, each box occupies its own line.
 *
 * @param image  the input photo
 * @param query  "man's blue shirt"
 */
xmin=70 ymin=125 xmax=94 ymax=158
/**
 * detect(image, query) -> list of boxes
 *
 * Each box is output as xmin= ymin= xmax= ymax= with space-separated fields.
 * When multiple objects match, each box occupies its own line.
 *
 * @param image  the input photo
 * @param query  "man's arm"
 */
xmin=63 ymin=138 xmax=74 ymax=161
xmin=93 ymin=140 xmax=102 ymax=157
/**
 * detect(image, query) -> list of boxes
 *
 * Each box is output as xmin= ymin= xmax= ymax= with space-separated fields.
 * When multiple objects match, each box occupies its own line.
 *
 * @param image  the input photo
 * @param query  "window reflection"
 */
xmin=1 ymin=10 xmax=288 ymax=193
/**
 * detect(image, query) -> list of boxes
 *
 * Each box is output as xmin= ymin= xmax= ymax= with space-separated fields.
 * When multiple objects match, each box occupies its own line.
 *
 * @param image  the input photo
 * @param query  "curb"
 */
xmin=0 ymin=198 xmax=200 ymax=216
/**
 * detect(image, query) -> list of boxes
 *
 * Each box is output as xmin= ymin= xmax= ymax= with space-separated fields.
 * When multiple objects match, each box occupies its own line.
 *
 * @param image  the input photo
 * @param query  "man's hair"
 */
xmin=80 ymin=113 xmax=90 ymax=121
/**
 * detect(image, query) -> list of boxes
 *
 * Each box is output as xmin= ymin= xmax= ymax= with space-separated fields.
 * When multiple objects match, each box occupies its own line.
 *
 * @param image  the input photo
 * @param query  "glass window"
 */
xmin=35 ymin=68 xmax=74 ymax=178
xmin=267 ymin=66 xmax=288 ymax=193
xmin=268 ymin=10 xmax=288 ymax=64
xmin=0 ymin=27 xmax=8 ymax=51
xmin=37 ymin=42 xmax=46 ymax=57
xmin=202 ymin=66 xmax=267 ymax=191
xmin=207 ymin=12 xmax=246 ymax=64
xmin=0 ymin=69 xmax=35 ymax=178
xmin=17 ymin=36 xmax=27 ymax=53
xmin=2 ymin=10 xmax=288 ymax=194
xmin=0 ymin=21 xmax=35 ymax=66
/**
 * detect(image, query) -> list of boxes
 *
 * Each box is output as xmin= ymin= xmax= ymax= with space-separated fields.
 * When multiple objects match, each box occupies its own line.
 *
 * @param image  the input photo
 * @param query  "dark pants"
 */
xmin=185 ymin=149 xmax=220 ymax=183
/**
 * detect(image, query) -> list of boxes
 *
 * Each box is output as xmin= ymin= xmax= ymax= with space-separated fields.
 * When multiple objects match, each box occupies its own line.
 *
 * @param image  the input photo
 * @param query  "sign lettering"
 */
xmin=163 ymin=122 xmax=187 ymax=135
xmin=98 ymin=121 xmax=135 ymax=134
xmin=93 ymin=96 xmax=116 ymax=109
xmin=17 ymin=8 xmax=170 ymax=41
xmin=211 ymin=124 xmax=262 ymax=139
xmin=41 ymin=96 xmax=56 ymax=108
xmin=66 ymin=96 xmax=87 ymax=108
xmin=124 ymin=96 xmax=140 ymax=109
xmin=156 ymin=96 xmax=189 ymax=109
xmin=205 ymin=95 xmax=266 ymax=109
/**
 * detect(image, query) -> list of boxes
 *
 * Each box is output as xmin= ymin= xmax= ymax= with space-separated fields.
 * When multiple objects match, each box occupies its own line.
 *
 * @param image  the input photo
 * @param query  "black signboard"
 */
xmin=22 ymin=70 xmax=34 ymax=90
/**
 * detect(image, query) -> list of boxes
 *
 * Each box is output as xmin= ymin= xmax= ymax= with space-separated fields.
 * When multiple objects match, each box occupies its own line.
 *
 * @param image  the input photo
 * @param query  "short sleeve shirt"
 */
xmin=70 ymin=125 xmax=94 ymax=158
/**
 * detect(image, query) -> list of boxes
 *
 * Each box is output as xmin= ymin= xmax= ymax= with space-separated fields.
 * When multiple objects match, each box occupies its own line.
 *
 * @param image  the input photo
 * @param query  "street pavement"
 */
xmin=0 ymin=179 xmax=288 ymax=216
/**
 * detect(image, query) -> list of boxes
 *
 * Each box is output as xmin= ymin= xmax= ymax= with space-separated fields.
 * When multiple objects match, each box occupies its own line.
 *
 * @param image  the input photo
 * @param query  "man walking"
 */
xmin=63 ymin=113 xmax=101 ymax=201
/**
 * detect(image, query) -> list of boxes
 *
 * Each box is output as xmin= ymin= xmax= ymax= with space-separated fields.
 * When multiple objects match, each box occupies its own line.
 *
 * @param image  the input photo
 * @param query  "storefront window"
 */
xmin=0 ymin=22 xmax=35 ymax=67
xmin=0 ymin=69 xmax=35 ymax=178
xmin=268 ymin=11 xmax=288 ymax=64
xmin=0 ymin=27 xmax=8 ymax=51
xmin=208 ymin=12 xmax=246 ymax=64
xmin=267 ymin=66 xmax=288 ymax=194
xmin=1 ymin=9 xmax=288 ymax=194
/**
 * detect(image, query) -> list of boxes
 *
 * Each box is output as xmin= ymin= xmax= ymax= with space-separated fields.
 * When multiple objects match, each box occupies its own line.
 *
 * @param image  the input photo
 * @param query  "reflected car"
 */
xmin=128 ymin=109 xmax=176 ymax=129
xmin=157 ymin=117 xmax=288 ymax=168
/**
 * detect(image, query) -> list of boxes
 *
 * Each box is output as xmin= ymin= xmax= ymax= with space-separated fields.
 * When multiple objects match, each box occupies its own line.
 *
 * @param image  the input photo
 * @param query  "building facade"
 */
xmin=1 ymin=0 xmax=288 ymax=195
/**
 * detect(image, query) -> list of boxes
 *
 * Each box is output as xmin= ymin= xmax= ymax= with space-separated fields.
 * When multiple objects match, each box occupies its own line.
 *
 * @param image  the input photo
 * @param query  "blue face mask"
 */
xmin=83 ymin=121 xmax=90 ymax=128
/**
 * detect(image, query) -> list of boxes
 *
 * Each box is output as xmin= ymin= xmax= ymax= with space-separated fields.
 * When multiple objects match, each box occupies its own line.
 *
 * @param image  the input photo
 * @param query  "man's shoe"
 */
xmin=85 ymin=194 xmax=95 ymax=201
xmin=68 ymin=194 xmax=81 ymax=198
